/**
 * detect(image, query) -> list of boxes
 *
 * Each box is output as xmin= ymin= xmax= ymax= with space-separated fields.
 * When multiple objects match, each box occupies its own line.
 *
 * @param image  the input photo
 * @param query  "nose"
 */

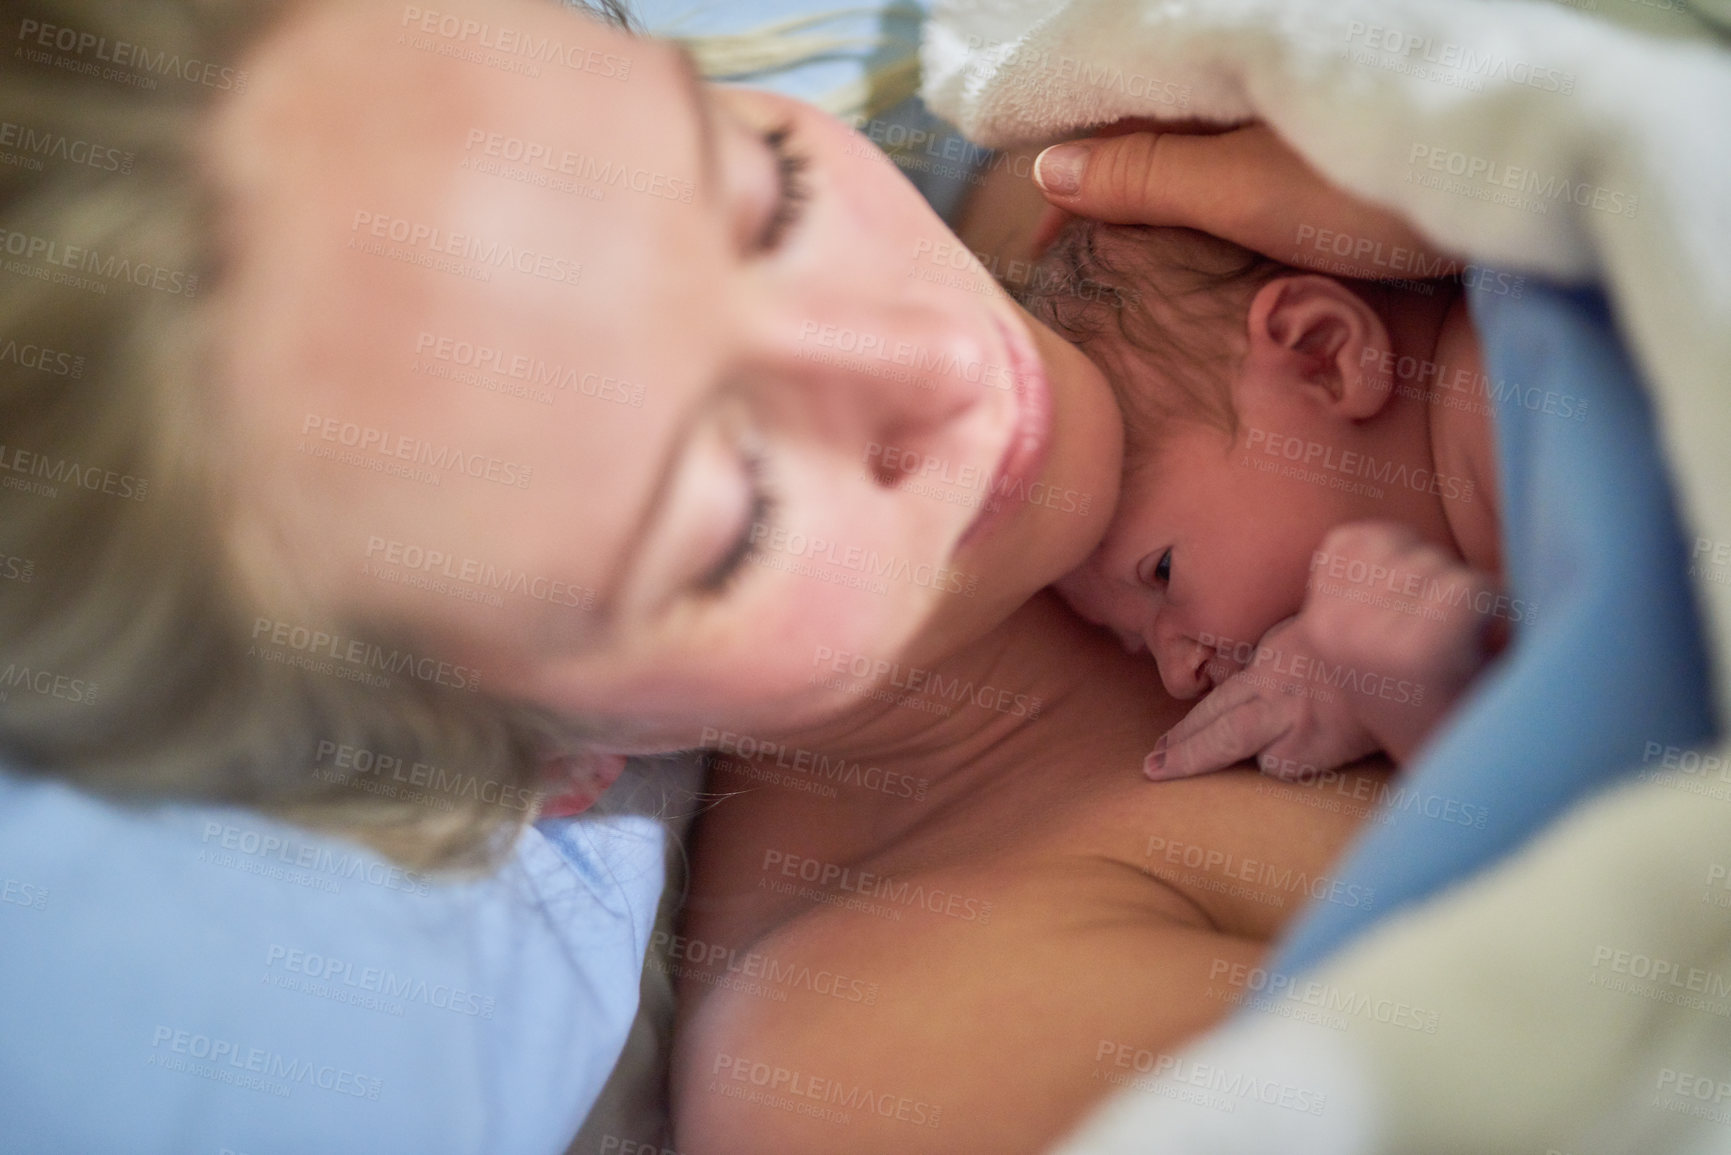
xmin=753 ymin=298 xmax=1005 ymax=486
xmin=1149 ymin=615 xmax=1217 ymax=700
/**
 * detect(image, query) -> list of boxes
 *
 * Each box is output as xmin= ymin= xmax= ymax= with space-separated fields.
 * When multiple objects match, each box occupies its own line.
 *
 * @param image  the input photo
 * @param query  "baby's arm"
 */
xmin=1302 ymin=521 xmax=1505 ymax=763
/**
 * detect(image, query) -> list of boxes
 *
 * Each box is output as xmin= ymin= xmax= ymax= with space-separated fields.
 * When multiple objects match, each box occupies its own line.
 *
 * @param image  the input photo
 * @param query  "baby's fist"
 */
xmin=1303 ymin=520 xmax=1502 ymax=709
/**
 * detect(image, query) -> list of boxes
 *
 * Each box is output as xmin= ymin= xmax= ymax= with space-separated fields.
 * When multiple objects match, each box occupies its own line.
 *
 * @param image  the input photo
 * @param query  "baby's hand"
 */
xmin=1147 ymin=614 xmax=1379 ymax=783
xmin=1147 ymin=521 xmax=1506 ymax=782
xmin=1303 ymin=521 xmax=1505 ymax=760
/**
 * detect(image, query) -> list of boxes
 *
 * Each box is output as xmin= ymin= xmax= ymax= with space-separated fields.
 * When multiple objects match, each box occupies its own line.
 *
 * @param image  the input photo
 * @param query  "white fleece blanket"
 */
xmin=922 ymin=0 xmax=1731 ymax=730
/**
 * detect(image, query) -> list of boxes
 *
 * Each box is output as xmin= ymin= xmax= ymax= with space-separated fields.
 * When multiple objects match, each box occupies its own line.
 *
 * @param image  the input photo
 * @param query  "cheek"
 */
xmin=1051 ymin=564 xmax=1117 ymax=629
xmin=1196 ymin=521 xmax=1314 ymax=644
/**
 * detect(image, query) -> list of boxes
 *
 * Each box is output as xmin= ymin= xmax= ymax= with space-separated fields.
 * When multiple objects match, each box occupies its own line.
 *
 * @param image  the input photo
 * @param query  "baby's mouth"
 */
xmin=1201 ymin=654 xmax=1240 ymax=693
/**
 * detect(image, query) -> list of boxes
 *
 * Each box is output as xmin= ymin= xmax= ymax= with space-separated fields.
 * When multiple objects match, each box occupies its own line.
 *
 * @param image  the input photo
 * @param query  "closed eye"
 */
xmin=695 ymin=448 xmax=778 ymax=596
xmin=755 ymin=124 xmax=811 ymax=252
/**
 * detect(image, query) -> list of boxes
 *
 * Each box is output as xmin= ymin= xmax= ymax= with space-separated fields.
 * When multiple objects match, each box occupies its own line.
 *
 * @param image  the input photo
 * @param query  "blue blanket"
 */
xmin=1271 ymin=280 xmax=1720 ymax=976
xmin=0 ymin=768 xmax=669 ymax=1154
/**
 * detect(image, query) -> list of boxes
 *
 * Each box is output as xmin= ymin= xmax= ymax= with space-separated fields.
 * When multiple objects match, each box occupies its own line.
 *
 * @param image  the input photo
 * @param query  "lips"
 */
xmin=961 ymin=312 xmax=1053 ymax=543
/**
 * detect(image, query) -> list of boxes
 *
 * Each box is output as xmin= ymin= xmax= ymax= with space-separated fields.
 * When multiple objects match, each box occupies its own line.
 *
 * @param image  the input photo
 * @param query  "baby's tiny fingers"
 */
xmin=1150 ymin=694 xmax=1285 ymax=781
xmin=1159 ymin=675 xmax=1260 ymax=748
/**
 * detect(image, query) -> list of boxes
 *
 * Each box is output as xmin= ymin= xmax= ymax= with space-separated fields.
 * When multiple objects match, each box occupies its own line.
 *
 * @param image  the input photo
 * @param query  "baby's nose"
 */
xmin=1155 ymin=635 xmax=1214 ymax=700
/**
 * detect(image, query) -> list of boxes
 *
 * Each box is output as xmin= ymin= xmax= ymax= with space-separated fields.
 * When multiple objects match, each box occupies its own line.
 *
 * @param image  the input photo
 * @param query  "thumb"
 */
xmin=1033 ymin=133 xmax=1190 ymax=225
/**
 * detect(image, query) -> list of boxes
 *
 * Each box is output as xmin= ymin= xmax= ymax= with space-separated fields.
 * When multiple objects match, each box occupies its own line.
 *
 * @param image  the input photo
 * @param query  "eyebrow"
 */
xmin=669 ymin=42 xmax=719 ymax=198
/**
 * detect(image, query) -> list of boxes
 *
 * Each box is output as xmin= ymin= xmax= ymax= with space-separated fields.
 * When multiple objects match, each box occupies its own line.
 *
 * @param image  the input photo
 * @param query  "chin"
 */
xmin=946 ymin=316 xmax=1121 ymax=625
xmin=1025 ymin=309 xmax=1123 ymax=570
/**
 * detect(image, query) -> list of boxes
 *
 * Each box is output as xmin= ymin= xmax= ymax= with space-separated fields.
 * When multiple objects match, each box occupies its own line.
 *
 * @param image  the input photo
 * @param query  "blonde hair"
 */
xmin=0 ymin=0 xmax=908 ymax=871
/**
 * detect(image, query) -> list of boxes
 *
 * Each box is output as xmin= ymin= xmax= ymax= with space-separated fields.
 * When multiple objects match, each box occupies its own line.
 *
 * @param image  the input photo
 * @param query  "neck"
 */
xmin=760 ymin=591 xmax=1174 ymax=834
xmin=1376 ymin=285 xmax=1503 ymax=574
xmin=1425 ymin=296 xmax=1502 ymax=573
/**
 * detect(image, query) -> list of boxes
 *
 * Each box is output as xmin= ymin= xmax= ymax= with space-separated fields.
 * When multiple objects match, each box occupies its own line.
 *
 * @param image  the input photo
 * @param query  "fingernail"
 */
xmin=1144 ymin=748 xmax=1166 ymax=778
xmin=1035 ymin=142 xmax=1089 ymax=196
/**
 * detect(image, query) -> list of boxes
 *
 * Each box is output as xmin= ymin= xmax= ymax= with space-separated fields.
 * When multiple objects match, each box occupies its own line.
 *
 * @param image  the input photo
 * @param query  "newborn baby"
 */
xmin=1027 ymin=220 xmax=1521 ymax=781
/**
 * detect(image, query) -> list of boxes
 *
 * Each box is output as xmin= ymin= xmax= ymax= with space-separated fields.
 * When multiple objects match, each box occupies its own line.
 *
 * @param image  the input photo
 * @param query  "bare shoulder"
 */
xmin=671 ymin=851 xmax=1256 ymax=1155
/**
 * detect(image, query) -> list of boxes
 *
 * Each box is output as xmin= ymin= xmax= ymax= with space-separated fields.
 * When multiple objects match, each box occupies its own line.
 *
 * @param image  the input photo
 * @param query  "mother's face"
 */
xmin=211 ymin=0 xmax=1119 ymax=748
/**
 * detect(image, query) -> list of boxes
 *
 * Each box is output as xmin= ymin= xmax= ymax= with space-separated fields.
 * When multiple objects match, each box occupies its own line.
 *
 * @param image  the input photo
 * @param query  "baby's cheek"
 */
xmin=1051 ymin=558 xmax=1136 ymax=637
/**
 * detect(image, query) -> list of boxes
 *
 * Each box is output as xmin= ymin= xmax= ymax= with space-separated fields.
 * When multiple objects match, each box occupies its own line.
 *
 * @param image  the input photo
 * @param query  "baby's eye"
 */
xmin=1137 ymin=548 xmax=1172 ymax=587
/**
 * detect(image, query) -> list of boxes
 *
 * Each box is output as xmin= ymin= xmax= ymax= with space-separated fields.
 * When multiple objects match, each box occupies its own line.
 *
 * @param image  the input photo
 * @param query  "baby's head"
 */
xmin=1023 ymin=220 xmax=1437 ymax=699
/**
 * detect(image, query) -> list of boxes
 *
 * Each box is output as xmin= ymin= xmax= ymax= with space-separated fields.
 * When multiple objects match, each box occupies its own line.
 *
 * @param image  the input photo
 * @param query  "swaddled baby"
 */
xmin=1027 ymin=220 xmax=1528 ymax=781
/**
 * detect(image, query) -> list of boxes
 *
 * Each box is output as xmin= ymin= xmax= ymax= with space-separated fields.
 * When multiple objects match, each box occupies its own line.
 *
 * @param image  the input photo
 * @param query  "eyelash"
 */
xmin=757 ymin=124 xmax=812 ymax=251
xmin=696 ymin=448 xmax=780 ymax=596
xmin=1140 ymin=548 xmax=1172 ymax=587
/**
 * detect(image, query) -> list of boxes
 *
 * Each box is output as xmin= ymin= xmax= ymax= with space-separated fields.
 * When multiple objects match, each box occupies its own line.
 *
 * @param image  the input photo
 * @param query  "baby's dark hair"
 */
xmin=1019 ymin=220 xmax=1292 ymax=474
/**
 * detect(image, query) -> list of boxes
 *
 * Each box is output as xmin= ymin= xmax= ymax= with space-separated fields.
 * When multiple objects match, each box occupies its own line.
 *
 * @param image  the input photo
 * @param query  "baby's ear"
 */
xmin=1242 ymin=275 xmax=1392 ymax=420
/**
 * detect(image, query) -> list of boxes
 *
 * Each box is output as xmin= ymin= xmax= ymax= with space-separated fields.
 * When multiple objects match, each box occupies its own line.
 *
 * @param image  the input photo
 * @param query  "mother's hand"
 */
xmin=1031 ymin=124 xmax=1455 ymax=281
